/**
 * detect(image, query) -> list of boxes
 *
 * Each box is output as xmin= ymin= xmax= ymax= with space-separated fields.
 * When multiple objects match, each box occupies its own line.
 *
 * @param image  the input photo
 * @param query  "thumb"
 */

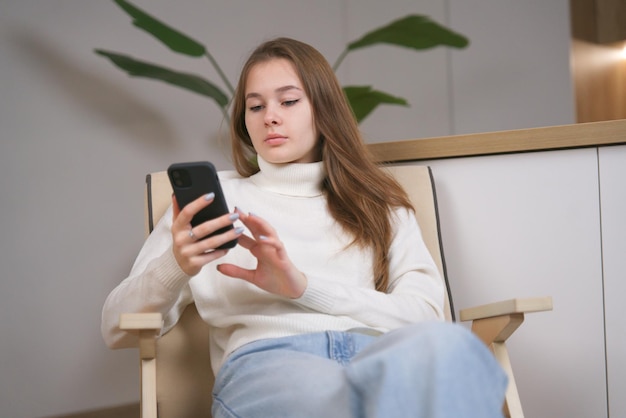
xmin=217 ymin=263 xmax=255 ymax=282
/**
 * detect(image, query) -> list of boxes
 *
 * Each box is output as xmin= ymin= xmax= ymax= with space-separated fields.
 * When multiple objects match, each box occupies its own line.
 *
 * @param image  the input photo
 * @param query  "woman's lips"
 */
xmin=264 ymin=134 xmax=287 ymax=145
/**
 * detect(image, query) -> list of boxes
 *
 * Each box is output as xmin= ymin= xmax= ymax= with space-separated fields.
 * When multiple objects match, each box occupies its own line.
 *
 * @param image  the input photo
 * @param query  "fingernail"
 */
xmin=229 ymin=213 xmax=240 ymax=221
xmin=259 ymin=235 xmax=268 ymax=240
xmin=205 ymin=192 xmax=215 ymax=200
xmin=234 ymin=227 xmax=245 ymax=234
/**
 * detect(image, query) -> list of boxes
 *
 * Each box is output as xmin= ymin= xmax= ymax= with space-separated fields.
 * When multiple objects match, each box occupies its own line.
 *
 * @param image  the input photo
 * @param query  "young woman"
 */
xmin=102 ymin=37 xmax=507 ymax=417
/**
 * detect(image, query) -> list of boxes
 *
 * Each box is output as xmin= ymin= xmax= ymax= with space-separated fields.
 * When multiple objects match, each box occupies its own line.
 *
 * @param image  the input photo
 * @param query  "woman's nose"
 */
xmin=264 ymin=105 xmax=281 ymax=126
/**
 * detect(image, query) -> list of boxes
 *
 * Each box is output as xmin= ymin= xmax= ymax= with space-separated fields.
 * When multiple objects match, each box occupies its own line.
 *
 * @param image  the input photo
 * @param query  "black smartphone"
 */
xmin=167 ymin=161 xmax=237 ymax=249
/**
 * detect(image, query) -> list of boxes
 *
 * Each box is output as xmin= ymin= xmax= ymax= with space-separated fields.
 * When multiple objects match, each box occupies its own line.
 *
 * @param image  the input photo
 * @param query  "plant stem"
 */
xmin=205 ymin=50 xmax=235 ymax=95
xmin=332 ymin=48 xmax=349 ymax=72
xmin=220 ymin=105 xmax=230 ymax=123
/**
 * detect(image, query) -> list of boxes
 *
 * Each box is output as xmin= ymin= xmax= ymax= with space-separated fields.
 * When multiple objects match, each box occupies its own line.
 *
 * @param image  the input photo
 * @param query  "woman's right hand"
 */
xmin=171 ymin=193 xmax=242 ymax=276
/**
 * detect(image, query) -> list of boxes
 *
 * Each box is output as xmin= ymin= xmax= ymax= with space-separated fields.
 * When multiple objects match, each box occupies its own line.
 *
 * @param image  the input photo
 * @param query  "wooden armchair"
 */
xmin=120 ymin=165 xmax=552 ymax=418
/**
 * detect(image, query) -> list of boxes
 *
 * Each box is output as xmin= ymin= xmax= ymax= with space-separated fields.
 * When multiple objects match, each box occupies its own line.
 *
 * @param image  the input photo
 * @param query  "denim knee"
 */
xmin=388 ymin=322 xmax=504 ymax=372
xmin=347 ymin=322 xmax=508 ymax=418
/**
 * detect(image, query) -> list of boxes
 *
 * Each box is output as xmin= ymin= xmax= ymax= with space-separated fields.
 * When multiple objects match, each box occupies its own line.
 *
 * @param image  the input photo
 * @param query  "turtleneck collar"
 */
xmin=250 ymin=156 xmax=325 ymax=197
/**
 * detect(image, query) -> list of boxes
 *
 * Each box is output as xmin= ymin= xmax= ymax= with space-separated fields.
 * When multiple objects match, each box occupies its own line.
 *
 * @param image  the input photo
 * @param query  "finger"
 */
xmin=190 ymin=212 xmax=240 ymax=242
xmin=239 ymin=212 xmax=277 ymax=241
xmin=180 ymin=249 xmax=228 ymax=276
xmin=192 ymin=225 xmax=244 ymax=253
xmin=235 ymin=213 xmax=288 ymax=258
xmin=216 ymin=263 xmax=255 ymax=281
xmin=234 ymin=233 xmax=256 ymax=250
xmin=173 ymin=192 xmax=215 ymax=228
xmin=255 ymin=234 xmax=289 ymax=259
xmin=234 ymin=232 xmax=276 ymax=251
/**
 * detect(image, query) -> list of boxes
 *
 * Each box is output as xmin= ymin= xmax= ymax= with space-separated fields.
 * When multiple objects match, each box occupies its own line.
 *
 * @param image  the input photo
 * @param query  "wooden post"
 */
xmin=471 ymin=314 xmax=525 ymax=418
xmin=120 ymin=313 xmax=163 ymax=418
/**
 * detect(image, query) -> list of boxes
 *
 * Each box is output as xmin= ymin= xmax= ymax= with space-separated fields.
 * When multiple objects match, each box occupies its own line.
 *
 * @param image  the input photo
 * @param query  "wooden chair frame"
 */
xmin=121 ymin=165 xmax=552 ymax=418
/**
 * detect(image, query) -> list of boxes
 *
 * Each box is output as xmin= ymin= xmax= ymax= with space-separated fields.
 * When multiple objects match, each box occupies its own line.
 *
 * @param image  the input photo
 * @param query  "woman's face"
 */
xmin=244 ymin=58 xmax=320 ymax=164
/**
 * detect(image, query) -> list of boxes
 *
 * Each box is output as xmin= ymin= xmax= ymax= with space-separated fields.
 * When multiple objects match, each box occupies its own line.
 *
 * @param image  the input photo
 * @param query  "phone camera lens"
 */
xmin=170 ymin=168 xmax=192 ymax=188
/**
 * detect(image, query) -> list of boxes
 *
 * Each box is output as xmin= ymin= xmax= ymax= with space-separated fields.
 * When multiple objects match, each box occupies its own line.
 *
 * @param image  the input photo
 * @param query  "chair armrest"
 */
xmin=459 ymin=296 xmax=553 ymax=346
xmin=459 ymin=297 xmax=552 ymax=418
xmin=119 ymin=313 xmax=163 ymax=359
xmin=120 ymin=312 xmax=163 ymax=331
xmin=459 ymin=296 xmax=553 ymax=322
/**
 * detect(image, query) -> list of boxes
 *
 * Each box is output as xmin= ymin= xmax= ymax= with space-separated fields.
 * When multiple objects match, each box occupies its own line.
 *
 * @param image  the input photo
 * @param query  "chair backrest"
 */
xmin=144 ymin=164 xmax=452 ymax=418
xmin=382 ymin=165 xmax=453 ymax=321
xmin=144 ymin=171 xmax=214 ymax=418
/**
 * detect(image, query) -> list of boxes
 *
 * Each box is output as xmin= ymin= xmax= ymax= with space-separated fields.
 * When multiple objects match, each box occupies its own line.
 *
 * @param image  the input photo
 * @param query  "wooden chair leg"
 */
xmin=492 ymin=341 xmax=523 ymax=418
xmin=471 ymin=314 xmax=525 ymax=418
xmin=460 ymin=297 xmax=553 ymax=418
xmin=120 ymin=313 xmax=163 ymax=418
xmin=139 ymin=331 xmax=158 ymax=418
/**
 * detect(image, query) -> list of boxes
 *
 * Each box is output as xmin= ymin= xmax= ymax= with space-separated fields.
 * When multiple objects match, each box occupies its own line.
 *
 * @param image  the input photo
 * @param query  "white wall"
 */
xmin=0 ymin=0 xmax=574 ymax=416
xmin=448 ymin=0 xmax=575 ymax=134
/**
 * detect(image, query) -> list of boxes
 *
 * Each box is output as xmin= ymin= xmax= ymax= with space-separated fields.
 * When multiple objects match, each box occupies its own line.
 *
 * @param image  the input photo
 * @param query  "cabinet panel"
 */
xmin=599 ymin=145 xmax=626 ymax=417
xmin=422 ymin=148 xmax=606 ymax=418
xmin=571 ymin=0 xmax=626 ymax=44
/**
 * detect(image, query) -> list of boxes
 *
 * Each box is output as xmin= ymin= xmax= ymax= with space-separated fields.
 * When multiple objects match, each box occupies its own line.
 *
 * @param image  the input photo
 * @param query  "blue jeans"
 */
xmin=212 ymin=322 xmax=507 ymax=418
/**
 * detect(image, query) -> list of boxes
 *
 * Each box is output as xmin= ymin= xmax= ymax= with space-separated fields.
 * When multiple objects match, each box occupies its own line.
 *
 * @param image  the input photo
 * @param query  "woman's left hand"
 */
xmin=216 ymin=209 xmax=307 ymax=299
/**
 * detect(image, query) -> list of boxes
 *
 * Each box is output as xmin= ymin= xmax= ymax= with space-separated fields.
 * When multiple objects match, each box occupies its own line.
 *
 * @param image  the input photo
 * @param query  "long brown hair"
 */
xmin=231 ymin=37 xmax=413 ymax=292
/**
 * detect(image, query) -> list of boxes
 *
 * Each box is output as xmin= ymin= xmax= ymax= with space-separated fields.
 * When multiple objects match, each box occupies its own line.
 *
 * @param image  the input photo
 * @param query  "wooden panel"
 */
xmin=571 ymin=39 xmax=626 ymax=123
xmin=367 ymin=119 xmax=626 ymax=162
xmin=595 ymin=0 xmax=626 ymax=43
xmin=571 ymin=0 xmax=598 ymax=42
xmin=571 ymin=0 xmax=626 ymax=44
xmin=570 ymin=0 xmax=626 ymax=123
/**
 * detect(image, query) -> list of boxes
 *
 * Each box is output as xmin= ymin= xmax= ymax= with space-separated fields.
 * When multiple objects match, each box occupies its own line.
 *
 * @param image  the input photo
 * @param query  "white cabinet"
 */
xmin=420 ymin=148 xmax=611 ymax=417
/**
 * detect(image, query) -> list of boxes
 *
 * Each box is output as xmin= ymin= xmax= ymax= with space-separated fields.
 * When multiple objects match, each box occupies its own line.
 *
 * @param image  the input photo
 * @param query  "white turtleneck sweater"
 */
xmin=101 ymin=158 xmax=444 ymax=374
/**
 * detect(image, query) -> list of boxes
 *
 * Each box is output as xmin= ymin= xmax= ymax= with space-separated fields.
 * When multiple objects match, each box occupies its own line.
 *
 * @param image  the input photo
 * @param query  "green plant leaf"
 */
xmin=113 ymin=0 xmax=206 ymax=57
xmin=95 ymin=49 xmax=229 ymax=107
xmin=347 ymin=14 xmax=469 ymax=52
xmin=343 ymin=86 xmax=409 ymax=123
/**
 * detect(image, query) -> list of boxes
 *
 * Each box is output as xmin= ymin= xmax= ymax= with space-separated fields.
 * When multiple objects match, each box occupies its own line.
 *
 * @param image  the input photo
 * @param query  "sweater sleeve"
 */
xmin=101 ymin=205 xmax=194 ymax=349
xmin=294 ymin=208 xmax=445 ymax=329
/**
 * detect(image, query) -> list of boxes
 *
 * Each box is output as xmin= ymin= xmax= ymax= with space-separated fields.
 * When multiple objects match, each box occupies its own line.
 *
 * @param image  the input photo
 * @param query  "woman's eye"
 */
xmin=283 ymin=99 xmax=299 ymax=107
xmin=249 ymin=105 xmax=263 ymax=112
